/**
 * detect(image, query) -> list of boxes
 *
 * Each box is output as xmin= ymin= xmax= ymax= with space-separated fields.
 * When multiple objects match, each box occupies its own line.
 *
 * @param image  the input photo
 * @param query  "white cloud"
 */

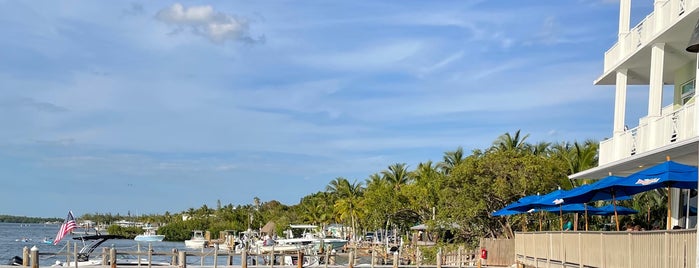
xmin=155 ymin=3 xmax=261 ymax=44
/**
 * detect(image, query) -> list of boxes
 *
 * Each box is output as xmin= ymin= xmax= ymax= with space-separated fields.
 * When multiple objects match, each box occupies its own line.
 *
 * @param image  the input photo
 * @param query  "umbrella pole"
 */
xmin=559 ymin=205 xmax=563 ymax=231
xmin=539 ymin=211 xmax=542 ymax=231
xmin=584 ymin=204 xmax=589 ymax=231
xmin=667 ymin=186 xmax=672 ymax=230
xmin=614 ymin=193 xmax=620 ymax=231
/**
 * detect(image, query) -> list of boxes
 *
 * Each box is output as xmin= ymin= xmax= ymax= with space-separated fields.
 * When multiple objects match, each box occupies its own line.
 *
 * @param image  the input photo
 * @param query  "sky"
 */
xmin=0 ymin=0 xmax=662 ymax=218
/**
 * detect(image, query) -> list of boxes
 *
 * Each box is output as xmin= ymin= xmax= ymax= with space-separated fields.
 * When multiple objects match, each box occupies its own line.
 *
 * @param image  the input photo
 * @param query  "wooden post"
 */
xmin=348 ymin=250 xmax=354 ymax=268
xmin=392 ymin=252 xmax=398 ymax=268
xmin=110 ymin=248 xmax=117 ymax=268
xmin=416 ymin=247 xmax=421 ymax=268
xmin=242 ymin=249 xmax=248 ymax=268
xmin=200 ymin=247 xmax=204 ymax=266
xmin=30 ymin=246 xmax=38 ymax=268
xmin=437 ymin=248 xmax=442 ymax=268
xmin=22 ymin=246 xmax=29 ymax=267
xmin=458 ymin=247 xmax=463 ymax=268
xmin=324 ymin=246 xmax=330 ymax=268
xmin=74 ymin=243 xmax=78 ymax=268
xmin=178 ymin=250 xmax=187 ymax=268
xmin=297 ymin=251 xmax=304 ymax=268
xmin=66 ymin=240 xmax=70 ymax=265
xmin=148 ymin=243 xmax=152 ymax=268
xmin=171 ymin=249 xmax=178 ymax=266
xmin=371 ymin=249 xmax=376 ymax=268
xmin=269 ymin=247 xmax=274 ymax=268
xmin=214 ymin=244 xmax=219 ymax=268
xmin=137 ymin=243 xmax=142 ymax=267
xmin=102 ymin=248 xmax=108 ymax=265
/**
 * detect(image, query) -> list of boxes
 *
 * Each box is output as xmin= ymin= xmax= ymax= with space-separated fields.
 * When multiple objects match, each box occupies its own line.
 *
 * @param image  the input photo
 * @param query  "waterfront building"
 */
xmin=515 ymin=1 xmax=699 ymax=267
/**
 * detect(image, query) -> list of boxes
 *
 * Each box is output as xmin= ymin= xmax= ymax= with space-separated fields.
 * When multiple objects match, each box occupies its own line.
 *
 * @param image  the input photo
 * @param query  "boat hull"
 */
xmin=134 ymin=235 xmax=165 ymax=242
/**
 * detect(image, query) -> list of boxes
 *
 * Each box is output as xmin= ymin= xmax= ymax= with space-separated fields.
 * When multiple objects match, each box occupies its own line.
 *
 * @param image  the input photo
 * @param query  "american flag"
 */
xmin=53 ymin=211 xmax=77 ymax=245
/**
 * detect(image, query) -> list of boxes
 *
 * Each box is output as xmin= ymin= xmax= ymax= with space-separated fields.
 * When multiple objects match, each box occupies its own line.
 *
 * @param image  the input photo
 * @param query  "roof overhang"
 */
xmin=570 ymin=136 xmax=699 ymax=180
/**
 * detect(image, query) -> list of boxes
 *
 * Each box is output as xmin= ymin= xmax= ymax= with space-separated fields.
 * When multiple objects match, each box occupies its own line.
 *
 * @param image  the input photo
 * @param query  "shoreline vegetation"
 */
xmin=6 ymin=130 xmax=669 ymax=248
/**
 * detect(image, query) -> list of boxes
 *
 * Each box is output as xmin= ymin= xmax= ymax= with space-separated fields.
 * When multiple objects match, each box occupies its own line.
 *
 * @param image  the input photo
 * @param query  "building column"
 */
xmin=614 ymin=69 xmax=629 ymax=135
xmin=648 ymin=43 xmax=665 ymax=118
xmin=613 ymin=69 xmax=629 ymax=161
xmin=619 ymin=0 xmax=631 ymax=39
xmin=653 ymin=0 xmax=665 ymax=32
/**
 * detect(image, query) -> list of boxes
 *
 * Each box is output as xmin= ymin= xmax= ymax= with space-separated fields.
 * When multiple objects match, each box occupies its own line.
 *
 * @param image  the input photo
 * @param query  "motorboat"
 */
xmin=134 ymin=227 xmax=165 ymax=242
xmin=8 ymin=235 xmax=170 ymax=266
xmin=184 ymin=230 xmax=208 ymax=248
xmin=253 ymin=225 xmax=347 ymax=254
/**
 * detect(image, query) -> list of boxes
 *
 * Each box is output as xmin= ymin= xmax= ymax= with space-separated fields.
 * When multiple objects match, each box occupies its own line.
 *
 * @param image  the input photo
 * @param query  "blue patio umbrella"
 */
xmin=509 ymin=189 xmax=573 ymax=231
xmin=542 ymin=176 xmax=638 ymax=231
xmin=620 ymin=161 xmax=698 ymax=229
xmin=491 ymin=195 xmax=542 ymax=216
xmin=621 ymin=161 xmax=697 ymax=191
xmin=591 ymin=205 xmax=638 ymax=216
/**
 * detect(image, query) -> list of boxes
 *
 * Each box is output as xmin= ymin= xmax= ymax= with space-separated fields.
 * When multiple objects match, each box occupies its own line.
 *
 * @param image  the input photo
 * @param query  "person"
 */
xmin=563 ymin=221 xmax=573 ymax=231
xmin=625 ymin=223 xmax=634 ymax=231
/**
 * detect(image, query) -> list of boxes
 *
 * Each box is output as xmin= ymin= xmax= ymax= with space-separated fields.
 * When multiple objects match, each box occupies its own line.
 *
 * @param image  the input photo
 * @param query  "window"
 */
xmin=681 ymin=79 xmax=695 ymax=105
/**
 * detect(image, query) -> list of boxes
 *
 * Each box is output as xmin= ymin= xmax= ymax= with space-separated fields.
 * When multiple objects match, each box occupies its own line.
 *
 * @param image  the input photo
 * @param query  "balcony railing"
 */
xmin=515 ymin=230 xmax=697 ymax=268
xmin=603 ymin=0 xmax=697 ymax=72
xmin=599 ymin=102 xmax=696 ymax=165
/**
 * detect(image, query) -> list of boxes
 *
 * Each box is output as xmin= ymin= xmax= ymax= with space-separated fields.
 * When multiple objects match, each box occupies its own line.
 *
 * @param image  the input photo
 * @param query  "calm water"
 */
xmin=0 ymin=222 xmax=202 ymax=266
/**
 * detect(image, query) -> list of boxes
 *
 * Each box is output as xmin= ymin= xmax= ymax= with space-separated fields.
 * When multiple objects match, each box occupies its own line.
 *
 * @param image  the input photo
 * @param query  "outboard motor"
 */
xmin=7 ymin=256 xmax=23 ymax=266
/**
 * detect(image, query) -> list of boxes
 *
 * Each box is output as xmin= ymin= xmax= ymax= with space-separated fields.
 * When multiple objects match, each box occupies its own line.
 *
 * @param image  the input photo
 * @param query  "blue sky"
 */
xmin=1 ymin=1 xmax=659 ymax=218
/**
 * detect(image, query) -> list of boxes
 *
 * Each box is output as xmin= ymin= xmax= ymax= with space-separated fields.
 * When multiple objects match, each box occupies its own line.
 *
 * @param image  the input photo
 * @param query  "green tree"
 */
xmin=491 ymin=129 xmax=530 ymax=152
xmin=438 ymin=147 xmax=465 ymax=175
xmin=381 ymin=163 xmax=412 ymax=190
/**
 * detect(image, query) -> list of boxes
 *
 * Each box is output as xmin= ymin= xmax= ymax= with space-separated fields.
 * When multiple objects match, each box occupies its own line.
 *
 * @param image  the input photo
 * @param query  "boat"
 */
xmin=8 ymin=235 xmax=170 ymax=266
xmin=134 ymin=227 xmax=165 ymax=242
xmin=184 ymin=230 xmax=208 ymax=248
xmin=253 ymin=225 xmax=347 ymax=254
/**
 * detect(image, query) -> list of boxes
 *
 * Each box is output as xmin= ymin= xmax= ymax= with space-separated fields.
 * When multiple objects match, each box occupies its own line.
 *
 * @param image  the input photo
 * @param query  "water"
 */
xmin=0 ymin=222 xmax=209 ymax=266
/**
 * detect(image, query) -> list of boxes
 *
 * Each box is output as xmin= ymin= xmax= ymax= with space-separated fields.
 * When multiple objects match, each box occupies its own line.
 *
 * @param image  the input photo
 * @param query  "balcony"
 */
xmin=603 ymin=0 xmax=696 ymax=73
xmin=599 ymin=103 xmax=696 ymax=165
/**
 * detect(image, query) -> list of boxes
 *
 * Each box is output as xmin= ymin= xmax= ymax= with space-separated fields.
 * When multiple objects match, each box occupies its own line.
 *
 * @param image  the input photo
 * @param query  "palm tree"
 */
xmin=552 ymin=140 xmax=598 ymax=176
xmin=365 ymin=173 xmax=385 ymax=188
xmin=492 ymin=129 xmax=530 ymax=152
xmin=381 ymin=163 xmax=412 ymax=190
xmin=332 ymin=180 xmax=364 ymax=240
xmin=413 ymin=161 xmax=439 ymax=186
xmin=528 ymin=141 xmax=552 ymax=156
xmin=438 ymin=147 xmax=466 ymax=175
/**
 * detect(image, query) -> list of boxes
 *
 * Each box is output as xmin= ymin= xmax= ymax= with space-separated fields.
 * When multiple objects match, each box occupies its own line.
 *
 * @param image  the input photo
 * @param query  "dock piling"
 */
xmin=22 ymin=246 xmax=29 ymax=267
xmin=178 ymin=250 xmax=187 ymax=268
xmin=30 ymin=246 xmax=38 ymax=268
xmin=109 ymin=248 xmax=116 ymax=268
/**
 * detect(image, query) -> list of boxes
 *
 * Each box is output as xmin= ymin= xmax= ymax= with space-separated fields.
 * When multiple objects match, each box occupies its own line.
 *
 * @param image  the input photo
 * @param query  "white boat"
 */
xmin=254 ymin=225 xmax=347 ymax=254
xmin=134 ymin=227 xmax=165 ymax=242
xmin=9 ymin=235 xmax=171 ymax=267
xmin=184 ymin=230 xmax=208 ymax=248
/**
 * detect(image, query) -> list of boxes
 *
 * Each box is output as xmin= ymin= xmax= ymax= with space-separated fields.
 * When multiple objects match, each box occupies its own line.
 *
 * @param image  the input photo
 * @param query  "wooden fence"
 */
xmin=515 ymin=229 xmax=697 ymax=268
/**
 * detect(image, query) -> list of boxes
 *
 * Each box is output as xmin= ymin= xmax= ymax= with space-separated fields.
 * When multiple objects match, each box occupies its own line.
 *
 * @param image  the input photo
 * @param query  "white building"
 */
xmin=571 ymin=0 xmax=699 ymax=230
xmin=514 ymin=2 xmax=699 ymax=267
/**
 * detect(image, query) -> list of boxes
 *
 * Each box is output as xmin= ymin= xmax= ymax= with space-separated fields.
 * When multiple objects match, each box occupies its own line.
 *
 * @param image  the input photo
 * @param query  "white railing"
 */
xmin=515 ymin=230 xmax=697 ymax=268
xmin=603 ymin=0 xmax=698 ymax=73
xmin=598 ymin=103 xmax=696 ymax=165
